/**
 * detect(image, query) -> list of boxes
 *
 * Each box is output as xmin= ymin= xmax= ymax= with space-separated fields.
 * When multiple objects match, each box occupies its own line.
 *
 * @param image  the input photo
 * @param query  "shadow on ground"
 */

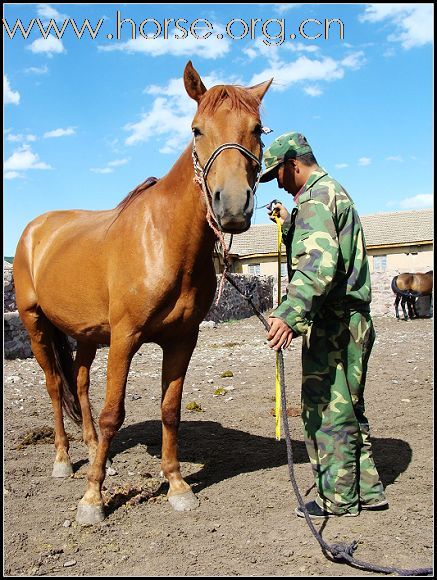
xmin=109 ymin=420 xmax=412 ymax=492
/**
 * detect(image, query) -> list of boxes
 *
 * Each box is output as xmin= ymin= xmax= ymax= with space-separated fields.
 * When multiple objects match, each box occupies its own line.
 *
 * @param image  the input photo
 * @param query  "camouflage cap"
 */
xmin=260 ymin=132 xmax=312 ymax=182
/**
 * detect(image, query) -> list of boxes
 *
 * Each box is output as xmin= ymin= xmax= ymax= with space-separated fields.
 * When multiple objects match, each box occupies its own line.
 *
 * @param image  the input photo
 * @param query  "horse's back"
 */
xmin=413 ymin=272 xmax=433 ymax=294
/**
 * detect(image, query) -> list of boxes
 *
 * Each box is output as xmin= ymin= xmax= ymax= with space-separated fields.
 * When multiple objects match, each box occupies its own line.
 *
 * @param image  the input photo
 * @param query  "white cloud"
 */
xmin=4 ymin=76 xmax=20 ymax=105
xmin=126 ymin=72 xmax=241 ymax=152
xmin=90 ymin=158 xmax=129 ymax=174
xmin=7 ymin=133 xmax=37 ymax=143
xmin=125 ymin=95 xmax=195 ymax=150
xmin=43 ymin=127 xmax=76 ymax=138
xmin=386 ymin=155 xmax=404 ymax=162
xmin=303 ymin=85 xmax=322 ymax=97
xmin=4 ymin=171 xmax=21 ymax=180
xmin=24 ymin=65 xmax=49 ymax=75
xmin=359 ymin=4 xmax=433 ymax=49
xmin=4 ymin=145 xmax=51 ymax=172
xmin=36 ymin=4 xmax=68 ymax=21
xmin=335 ymin=163 xmax=349 ymax=169
xmin=108 ymin=158 xmax=129 ymax=167
xmin=286 ymin=42 xmax=320 ymax=54
xmin=28 ymin=35 xmax=65 ymax=56
xmin=399 ymin=194 xmax=433 ymax=210
xmin=98 ymin=25 xmax=230 ymax=59
xmin=249 ymin=52 xmax=366 ymax=91
xmin=273 ymin=3 xmax=305 ymax=14
xmin=243 ymin=47 xmax=257 ymax=60
xmin=358 ymin=157 xmax=371 ymax=166
xmin=90 ymin=167 xmax=112 ymax=174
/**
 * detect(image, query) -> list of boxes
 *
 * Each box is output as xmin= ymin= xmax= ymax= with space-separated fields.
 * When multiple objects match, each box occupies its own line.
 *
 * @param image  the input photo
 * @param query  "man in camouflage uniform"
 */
xmin=260 ymin=132 xmax=387 ymax=518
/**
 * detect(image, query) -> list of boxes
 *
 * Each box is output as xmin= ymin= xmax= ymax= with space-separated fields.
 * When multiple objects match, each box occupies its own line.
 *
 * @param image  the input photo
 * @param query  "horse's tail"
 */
xmin=51 ymin=327 xmax=82 ymax=426
xmin=391 ymin=275 xmax=413 ymax=297
xmin=391 ymin=275 xmax=401 ymax=295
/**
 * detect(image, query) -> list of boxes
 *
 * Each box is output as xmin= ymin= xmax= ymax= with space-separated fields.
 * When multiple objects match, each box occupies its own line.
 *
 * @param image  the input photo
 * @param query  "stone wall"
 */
xmin=205 ymin=274 xmax=274 ymax=323
xmin=3 ymin=263 xmax=274 ymax=359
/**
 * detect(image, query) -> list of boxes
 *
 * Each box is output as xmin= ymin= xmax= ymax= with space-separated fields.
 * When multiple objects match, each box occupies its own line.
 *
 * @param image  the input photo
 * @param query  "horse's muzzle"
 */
xmin=219 ymin=217 xmax=251 ymax=234
xmin=213 ymin=188 xmax=254 ymax=233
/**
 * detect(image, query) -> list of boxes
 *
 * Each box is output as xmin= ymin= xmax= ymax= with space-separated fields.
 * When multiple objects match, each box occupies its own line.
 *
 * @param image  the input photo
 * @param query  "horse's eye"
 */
xmin=192 ymin=127 xmax=202 ymax=137
xmin=253 ymin=124 xmax=262 ymax=136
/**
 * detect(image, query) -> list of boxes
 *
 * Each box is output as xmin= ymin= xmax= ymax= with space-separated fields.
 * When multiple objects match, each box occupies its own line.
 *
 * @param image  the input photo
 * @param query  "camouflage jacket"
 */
xmin=272 ymin=168 xmax=372 ymax=335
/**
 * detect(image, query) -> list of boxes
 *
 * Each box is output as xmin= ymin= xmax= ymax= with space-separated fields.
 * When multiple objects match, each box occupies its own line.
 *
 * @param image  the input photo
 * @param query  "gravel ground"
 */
xmin=3 ymin=314 xmax=433 ymax=576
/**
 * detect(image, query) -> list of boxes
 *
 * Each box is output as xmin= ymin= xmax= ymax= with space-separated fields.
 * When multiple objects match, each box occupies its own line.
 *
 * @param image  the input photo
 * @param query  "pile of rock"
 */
xmin=4 ymin=262 xmax=32 ymax=359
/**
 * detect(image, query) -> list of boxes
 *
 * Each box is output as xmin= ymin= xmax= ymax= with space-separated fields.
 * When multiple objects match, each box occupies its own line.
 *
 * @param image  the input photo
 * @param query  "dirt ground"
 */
xmin=3 ymin=314 xmax=433 ymax=577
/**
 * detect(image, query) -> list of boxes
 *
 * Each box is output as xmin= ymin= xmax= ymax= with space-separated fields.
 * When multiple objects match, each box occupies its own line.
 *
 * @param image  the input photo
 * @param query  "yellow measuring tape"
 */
xmin=273 ymin=214 xmax=282 ymax=441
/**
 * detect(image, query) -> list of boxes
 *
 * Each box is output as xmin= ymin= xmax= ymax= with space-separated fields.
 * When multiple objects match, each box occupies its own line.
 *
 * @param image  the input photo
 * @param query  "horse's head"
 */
xmin=184 ymin=61 xmax=272 ymax=234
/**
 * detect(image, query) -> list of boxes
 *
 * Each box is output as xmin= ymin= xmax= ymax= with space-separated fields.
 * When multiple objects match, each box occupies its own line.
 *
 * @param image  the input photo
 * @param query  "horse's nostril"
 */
xmin=214 ymin=190 xmax=221 ymax=203
xmin=244 ymin=189 xmax=253 ymax=212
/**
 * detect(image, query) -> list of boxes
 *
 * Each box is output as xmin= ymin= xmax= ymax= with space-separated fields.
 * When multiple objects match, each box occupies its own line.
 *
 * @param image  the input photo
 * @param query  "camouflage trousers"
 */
xmin=301 ymin=310 xmax=385 ymax=515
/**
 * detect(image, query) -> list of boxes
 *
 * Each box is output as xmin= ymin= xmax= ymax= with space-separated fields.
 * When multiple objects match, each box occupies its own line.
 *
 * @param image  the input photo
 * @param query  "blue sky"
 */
xmin=4 ymin=3 xmax=434 ymax=256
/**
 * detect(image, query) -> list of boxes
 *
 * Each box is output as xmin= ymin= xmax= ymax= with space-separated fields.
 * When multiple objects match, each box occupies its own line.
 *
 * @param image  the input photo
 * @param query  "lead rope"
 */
xmin=223 ymin=272 xmax=432 ymax=577
xmin=273 ymin=213 xmax=282 ymax=441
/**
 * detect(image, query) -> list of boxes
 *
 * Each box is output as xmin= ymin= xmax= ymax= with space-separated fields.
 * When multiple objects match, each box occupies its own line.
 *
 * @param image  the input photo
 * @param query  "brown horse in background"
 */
xmin=13 ymin=61 xmax=272 ymax=525
xmin=391 ymin=271 xmax=433 ymax=320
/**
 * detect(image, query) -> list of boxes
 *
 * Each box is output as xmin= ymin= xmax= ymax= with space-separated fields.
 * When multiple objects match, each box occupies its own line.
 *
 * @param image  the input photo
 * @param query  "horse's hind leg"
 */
xmin=21 ymin=308 xmax=75 ymax=477
xmin=394 ymin=294 xmax=401 ymax=320
xmin=160 ymin=331 xmax=200 ymax=512
xmin=74 ymin=342 xmax=99 ymax=464
xmin=76 ymin=331 xmax=139 ymax=525
xmin=410 ymin=297 xmax=419 ymax=319
xmin=401 ymin=296 xmax=409 ymax=320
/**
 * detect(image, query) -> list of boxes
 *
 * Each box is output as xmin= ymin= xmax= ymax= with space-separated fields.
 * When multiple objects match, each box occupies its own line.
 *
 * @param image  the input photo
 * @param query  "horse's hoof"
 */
xmin=168 ymin=490 xmax=200 ymax=512
xmin=76 ymin=501 xmax=105 ymax=525
xmin=52 ymin=461 xmax=73 ymax=478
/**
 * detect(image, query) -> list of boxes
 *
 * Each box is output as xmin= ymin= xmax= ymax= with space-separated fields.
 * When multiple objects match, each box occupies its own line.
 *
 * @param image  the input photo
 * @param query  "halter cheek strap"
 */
xmin=191 ymin=139 xmax=263 ymax=304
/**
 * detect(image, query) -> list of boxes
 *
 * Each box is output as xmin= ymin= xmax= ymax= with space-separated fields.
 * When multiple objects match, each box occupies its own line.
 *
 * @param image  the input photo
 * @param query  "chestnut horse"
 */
xmin=391 ymin=271 xmax=433 ymax=320
xmin=13 ymin=61 xmax=272 ymax=525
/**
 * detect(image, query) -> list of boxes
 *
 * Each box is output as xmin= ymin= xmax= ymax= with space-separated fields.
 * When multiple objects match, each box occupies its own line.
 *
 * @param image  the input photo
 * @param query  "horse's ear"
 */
xmin=184 ymin=61 xmax=207 ymax=103
xmin=247 ymin=78 xmax=273 ymax=101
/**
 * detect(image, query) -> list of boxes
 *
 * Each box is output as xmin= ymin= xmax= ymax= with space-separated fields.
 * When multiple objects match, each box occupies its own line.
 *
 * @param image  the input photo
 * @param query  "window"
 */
xmin=281 ymin=262 xmax=288 ymax=277
xmin=248 ymin=263 xmax=261 ymax=276
xmin=373 ymin=255 xmax=387 ymax=272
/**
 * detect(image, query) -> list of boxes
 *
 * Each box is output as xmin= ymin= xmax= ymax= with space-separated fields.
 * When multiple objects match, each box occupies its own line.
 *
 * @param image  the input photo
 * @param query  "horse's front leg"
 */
xmin=161 ymin=330 xmax=199 ymax=512
xmin=394 ymin=294 xmax=401 ymax=320
xmin=76 ymin=331 xmax=139 ymax=525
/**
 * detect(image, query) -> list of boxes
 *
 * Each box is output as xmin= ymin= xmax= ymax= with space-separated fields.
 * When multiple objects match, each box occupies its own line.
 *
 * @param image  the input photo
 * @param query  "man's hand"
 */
xmin=267 ymin=317 xmax=293 ymax=351
xmin=267 ymin=201 xmax=289 ymax=225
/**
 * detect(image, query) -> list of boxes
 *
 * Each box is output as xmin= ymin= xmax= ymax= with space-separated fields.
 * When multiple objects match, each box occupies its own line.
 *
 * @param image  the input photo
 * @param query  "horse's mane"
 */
xmin=106 ymin=176 xmax=158 ymax=231
xmin=198 ymin=85 xmax=261 ymax=117
xmin=116 ymin=176 xmax=159 ymax=213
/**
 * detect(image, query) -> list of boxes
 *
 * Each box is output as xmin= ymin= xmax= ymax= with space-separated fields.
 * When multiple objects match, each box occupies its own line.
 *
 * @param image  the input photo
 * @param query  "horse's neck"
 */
xmin=150 ymin=144 xmax=216 ymax=258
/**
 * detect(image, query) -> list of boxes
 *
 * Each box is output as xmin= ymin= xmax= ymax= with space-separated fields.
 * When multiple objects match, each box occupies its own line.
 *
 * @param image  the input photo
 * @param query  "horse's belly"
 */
xmin=38 ymin=294 xmax=111 ymax=343
xmin=143 ymin=277 xmax=216 ymax=342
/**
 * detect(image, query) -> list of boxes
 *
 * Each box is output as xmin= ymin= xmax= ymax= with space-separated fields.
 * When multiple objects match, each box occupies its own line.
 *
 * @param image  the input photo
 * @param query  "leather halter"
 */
xmin=191 ymin=139 xmax=263 ymax=304
xmin=191 ymin=140 xmax=263 ymax=205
